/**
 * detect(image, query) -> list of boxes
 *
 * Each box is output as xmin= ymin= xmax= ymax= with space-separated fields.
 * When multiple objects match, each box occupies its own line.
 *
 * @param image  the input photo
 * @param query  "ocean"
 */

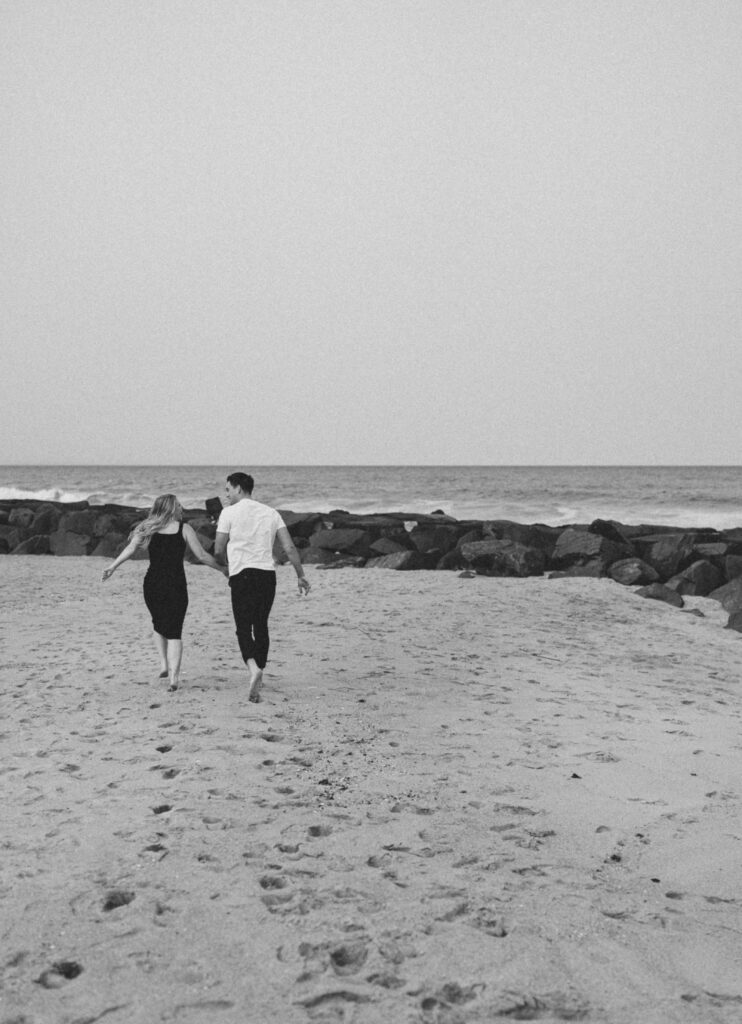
xmin=0 ymin=465 xmax=740 ymax=530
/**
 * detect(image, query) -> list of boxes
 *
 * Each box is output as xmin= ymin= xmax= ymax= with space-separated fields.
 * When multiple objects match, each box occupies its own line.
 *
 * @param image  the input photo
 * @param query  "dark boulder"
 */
xmin=549 ymin=561 xmax=606 ymax=579
xmin=483 ymin=520 xmax=559 ymax=557
xmin=635 ymin=583 xmax=684 ymax=608
xmin=609 ymin=558 xmax=659 ymax=587
xmin=369 ymin=537 xmax=409 ymax=557
xmin=186 ymin=516 xmax=216 ymax=540
xmin=460 ymin=538 xmax=546 ymax=577
xmin=58 ymin=510 xmax=98 ymax=536
xmin=11 ymin=535 xmax=51 ymax=555
xmin=693 ymin=542 xmax=731 ymax=568
xmin=551 ymin=528 xmax=627 ymax=571
xmin=300 ymin=547 xmax=347 ymax=565
xmin=455 ymin=528 xmax=483 ymax=548
xmin=50 ymin=529 xmax=90 ymax=556
xmin=372 ymin=526 xmax=413 ymax=549
xmin=331 ymin=515 xmax=405 ymax=533
xmin=408 ymin=524 xmax=463 ymax=556
xmin=0 ymin=524 xmax=24 ymax=550
xmin=92 ymin=513 xmax=123 ymax=538
xmin=708 ymin=577 xmax=742 ymax=614
xmin=589 ymin=519 xmax=636 ymax=548
xmin=8 ymin=507 xmax=34 ymax=529
xmin=436 ymin=548 xmax=470 ymax=571
xmin=280 ymin=511 xmax=327 ymax=540
xmin=724 ymin=555 xmax=742 ymax=581
xmin=91 ymin=533 xmax=126 ymax=558
xmin=632 ymin=533 xmax=696 ymax=581
xmin=30 ymin=503 xmax=62 ymax=535
xmin=665 ymin=560 xmax=724 ymax=597
xmin=726 ymin=611 xmax=742 ymax=633
xmin=366 ymin=551 xmax=431 ymax=570
xmin=205 ymin=496 xmax=224 ymax=520
xmin=309 ymin=528 xmax=372 ymax=557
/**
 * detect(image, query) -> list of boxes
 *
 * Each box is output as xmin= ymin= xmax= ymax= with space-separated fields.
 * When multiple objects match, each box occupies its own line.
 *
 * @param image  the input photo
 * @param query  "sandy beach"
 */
xmin=2 ymin=557 xmax=742 ymax=1024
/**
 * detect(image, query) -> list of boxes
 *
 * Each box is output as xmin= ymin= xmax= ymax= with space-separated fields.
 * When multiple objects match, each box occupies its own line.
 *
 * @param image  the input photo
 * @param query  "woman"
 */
xmin=102 ymin=494 xmax=226 ymax=691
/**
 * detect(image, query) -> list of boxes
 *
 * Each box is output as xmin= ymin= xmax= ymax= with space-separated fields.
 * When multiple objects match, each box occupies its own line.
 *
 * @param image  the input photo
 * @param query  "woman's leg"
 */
xmin=153 ymin=632 xmax=168 ymax=675
xmin=167 ymin=639 xmax=183 ymax=690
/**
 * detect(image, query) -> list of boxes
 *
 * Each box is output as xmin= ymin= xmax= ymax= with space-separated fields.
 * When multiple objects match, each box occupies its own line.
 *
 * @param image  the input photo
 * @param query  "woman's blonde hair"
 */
xmin=131 ymin=494 xmax=181 ymax=543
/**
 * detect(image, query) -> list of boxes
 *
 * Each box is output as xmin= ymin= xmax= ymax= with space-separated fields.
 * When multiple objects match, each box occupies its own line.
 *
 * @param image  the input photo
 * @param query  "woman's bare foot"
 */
xmin=167 ymin=674 xmax=179 ymax=692
xmin=247 ymin=666 xmax=263 ymax=703
xmin=158 ymin=669 xmax=168 ymax=679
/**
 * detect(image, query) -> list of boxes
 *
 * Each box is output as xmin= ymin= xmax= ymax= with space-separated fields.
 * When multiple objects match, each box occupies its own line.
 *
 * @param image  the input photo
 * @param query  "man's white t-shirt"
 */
xmin=216 ymin=498 xmax=285 ymax=575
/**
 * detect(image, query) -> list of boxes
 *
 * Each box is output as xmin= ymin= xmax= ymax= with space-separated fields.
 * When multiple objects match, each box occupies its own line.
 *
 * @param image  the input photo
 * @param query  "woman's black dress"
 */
xmin=143 ymin=524 xmax=188 ymax=640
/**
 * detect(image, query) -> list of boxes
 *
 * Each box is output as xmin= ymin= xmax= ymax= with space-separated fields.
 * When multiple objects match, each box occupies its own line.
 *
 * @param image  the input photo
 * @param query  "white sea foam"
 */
xmin=0 ymin=486 xmax=93 ymax=504
xmin=1 ymin=467 xmax=740 ymax=529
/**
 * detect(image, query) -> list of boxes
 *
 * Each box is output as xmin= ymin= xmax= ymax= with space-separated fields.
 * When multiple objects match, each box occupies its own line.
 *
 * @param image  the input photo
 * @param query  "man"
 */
xmin=214 ymin=472 xmax=310 ymax=702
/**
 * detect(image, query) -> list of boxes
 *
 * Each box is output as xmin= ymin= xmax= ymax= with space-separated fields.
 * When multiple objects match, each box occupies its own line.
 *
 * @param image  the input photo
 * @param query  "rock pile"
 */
xmin=2 ymin=499 xmax=741 ymax=629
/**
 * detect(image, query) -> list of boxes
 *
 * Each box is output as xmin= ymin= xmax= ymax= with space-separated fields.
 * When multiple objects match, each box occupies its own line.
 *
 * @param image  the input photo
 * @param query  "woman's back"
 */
xmin=147 ymin=523 xmax=186 ymax=577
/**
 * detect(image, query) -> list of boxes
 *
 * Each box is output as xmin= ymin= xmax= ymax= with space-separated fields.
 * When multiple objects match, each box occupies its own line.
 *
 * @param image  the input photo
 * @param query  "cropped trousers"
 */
xmin=228 ymin=568 xmax=277 ymax=670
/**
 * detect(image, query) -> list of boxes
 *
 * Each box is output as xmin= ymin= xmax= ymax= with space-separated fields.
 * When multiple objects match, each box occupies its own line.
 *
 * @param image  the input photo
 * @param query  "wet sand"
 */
xmin=2 ymin=557 xmax=742 ymax=1024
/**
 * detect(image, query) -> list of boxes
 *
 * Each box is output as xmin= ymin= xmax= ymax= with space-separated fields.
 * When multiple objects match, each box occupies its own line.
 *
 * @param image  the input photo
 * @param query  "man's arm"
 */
xmin=276 ymin=526 xmax=310 ymax=594
xmin=213 ymin=531 xmax=229 ymax=568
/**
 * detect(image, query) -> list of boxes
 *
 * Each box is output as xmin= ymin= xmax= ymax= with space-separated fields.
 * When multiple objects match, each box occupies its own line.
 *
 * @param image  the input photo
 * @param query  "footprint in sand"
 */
xmin=35 ymin=960 xmax=83 ymax=988
xmin=102 ymin=890 xmax=135 ymax=912
xmin=419 ymin=982 xmax=484 ymax=1018
xmin=329 ymin=940 xmax=369 ymax=976
xmin=260 ymin=874 xmax=293 ymax=911
xmin=300 ymin=991 xmax=372 ymax=1019
xmin=275 ymin=842 xmax=300 ymax=854
xmin=259 ymin=874 xmax=289 ymax=891
xmin=470 ymin=907 xmax=508 ymax=937
xmin=489 ymin=990 xmax=590 ymax=1020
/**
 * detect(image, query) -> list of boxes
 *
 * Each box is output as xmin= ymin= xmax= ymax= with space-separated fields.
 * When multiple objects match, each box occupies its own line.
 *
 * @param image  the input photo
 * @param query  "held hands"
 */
xmin=298 ymin=576 xmax=310 ymax=596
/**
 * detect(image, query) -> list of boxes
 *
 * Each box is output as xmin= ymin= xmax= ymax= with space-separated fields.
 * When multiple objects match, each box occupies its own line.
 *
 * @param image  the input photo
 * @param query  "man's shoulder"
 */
xmin=232 ymin=498 xmax=282 ymax=520
xmin=247 ymin=498 xmax=282 ymax=515
xmin=216 ymin=504 xmax=234 ymax=528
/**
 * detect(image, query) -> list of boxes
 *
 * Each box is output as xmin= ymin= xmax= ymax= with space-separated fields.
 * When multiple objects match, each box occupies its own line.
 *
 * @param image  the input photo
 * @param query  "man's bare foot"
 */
xmin=247 ymin=667 xmax=263 ymax=703
xmin=167 ymin=675 xmax=179 ymax=692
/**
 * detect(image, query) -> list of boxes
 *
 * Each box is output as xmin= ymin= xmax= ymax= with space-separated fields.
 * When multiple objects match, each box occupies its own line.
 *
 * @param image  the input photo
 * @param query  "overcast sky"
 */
xmin=2 ymin=1 xmax=740 ymax=465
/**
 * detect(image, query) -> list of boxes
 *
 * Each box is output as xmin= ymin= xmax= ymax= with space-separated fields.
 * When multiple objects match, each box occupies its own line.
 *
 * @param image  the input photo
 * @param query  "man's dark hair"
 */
xmin=227 ymin=472 xmax=254 ymax=495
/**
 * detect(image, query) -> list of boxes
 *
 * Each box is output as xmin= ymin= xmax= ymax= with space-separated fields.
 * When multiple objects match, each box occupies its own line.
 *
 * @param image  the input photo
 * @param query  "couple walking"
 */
xmin=102 ymin=472 xmax=310 ymax=699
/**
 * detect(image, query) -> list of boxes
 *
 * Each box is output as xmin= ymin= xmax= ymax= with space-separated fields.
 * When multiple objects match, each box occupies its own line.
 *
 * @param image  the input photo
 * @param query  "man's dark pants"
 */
xmin=229 ymin=568 xmax=277 ymax=670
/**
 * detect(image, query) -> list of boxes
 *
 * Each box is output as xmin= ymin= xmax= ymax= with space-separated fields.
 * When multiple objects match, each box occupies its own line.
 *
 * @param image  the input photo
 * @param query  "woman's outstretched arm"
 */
xmin=102 ymin=534 xmax=143 ymax=581
xmin=183 ymin=523 xmax=228 ymax=575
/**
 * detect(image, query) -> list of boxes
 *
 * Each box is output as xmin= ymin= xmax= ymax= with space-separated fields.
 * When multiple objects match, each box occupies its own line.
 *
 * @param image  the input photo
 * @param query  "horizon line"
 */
xmin=1 ymin=463 xmax=741 ymax=470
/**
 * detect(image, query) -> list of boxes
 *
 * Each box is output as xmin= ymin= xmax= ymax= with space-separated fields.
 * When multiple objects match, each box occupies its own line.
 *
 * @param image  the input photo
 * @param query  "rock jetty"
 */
xmin=2 ymin=498 xmax=741 ymax=628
